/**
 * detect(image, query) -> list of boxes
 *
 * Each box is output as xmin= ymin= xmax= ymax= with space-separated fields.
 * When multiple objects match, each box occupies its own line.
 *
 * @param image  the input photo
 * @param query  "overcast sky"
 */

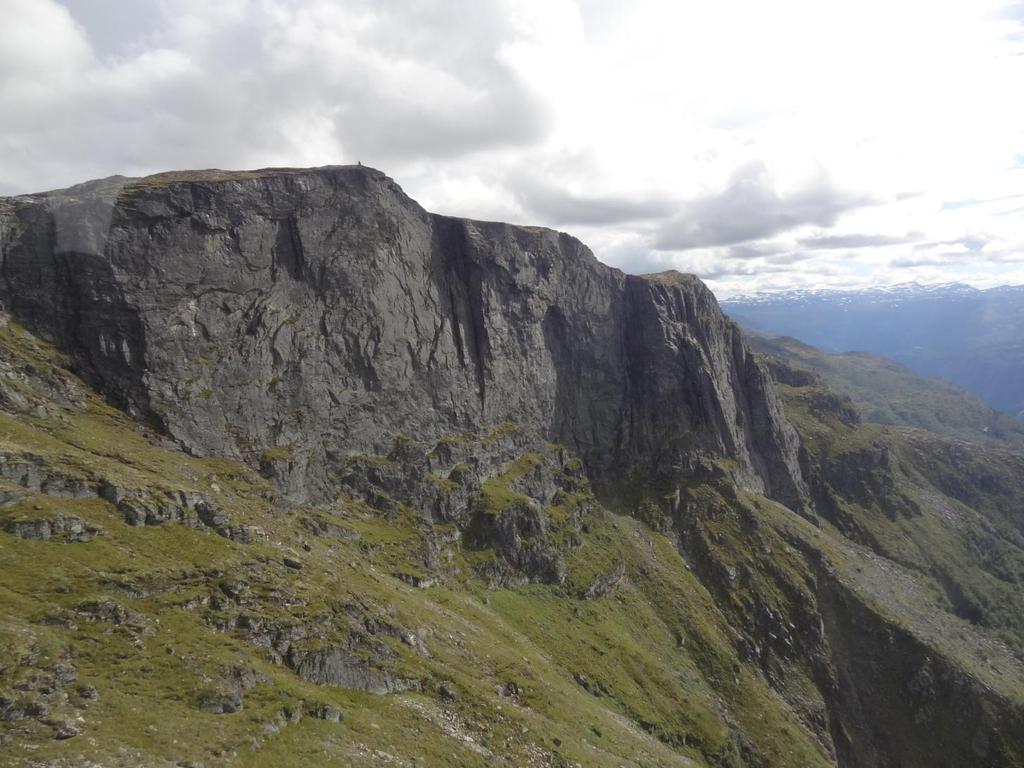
xmin=2 ymin=0 xmax=1023 ymax=296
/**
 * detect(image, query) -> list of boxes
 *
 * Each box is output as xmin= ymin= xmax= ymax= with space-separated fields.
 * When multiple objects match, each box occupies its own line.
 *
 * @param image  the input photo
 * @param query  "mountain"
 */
xmin=2 ymin=167 xmax=1024 ymax=767
xmin=722 ymin=283 xmax=1024 ymax=419
xmin=0 ymin=168 xmax=804 ymax=511
xmin=748 ymin=333 xmax=1024 ymax=451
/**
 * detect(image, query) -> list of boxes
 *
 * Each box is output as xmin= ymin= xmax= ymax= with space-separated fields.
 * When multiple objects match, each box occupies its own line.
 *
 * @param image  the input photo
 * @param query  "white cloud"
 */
xmin=653 ymin=161 xmax=874 ymax=250
xmin=1 ymin=0 xmax=1022 ymax=295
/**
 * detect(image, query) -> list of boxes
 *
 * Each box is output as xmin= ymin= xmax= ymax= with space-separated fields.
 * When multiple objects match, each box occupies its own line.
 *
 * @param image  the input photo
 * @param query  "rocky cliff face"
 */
xmin=0 ymin=166 xmax=806 ymax=510
xmin=5 ymin=167 xmax=1024 ymax=768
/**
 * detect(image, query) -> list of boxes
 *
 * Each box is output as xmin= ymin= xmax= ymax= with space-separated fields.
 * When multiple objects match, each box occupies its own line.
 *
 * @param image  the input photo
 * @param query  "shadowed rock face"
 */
xmin=0 ymin=165 xmax=806 ymax=508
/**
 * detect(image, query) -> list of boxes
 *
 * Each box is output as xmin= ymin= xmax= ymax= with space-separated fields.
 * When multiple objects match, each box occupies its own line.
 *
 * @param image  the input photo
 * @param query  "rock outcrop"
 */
xmin=3 ymin=187 xmax=1024 ymax=766
xmin=0 ymin=166 xmax=806 ymax=511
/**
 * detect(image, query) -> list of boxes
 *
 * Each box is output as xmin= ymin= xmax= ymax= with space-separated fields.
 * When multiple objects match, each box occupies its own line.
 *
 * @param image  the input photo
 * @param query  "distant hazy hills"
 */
xmin=749 ymin=333 xmax=1024 ymax=451
xmin=723 ymin=283 xmax=1024 ymax=419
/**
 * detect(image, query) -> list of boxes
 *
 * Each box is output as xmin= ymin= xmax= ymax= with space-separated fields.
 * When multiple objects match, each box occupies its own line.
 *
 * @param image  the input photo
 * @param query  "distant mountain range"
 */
xmin=723 ymin=283 xmax=1024 ymax=419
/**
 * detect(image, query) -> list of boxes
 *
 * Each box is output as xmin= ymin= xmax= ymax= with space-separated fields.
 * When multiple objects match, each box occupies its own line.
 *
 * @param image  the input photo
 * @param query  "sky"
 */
xmin=1 ymin=0 xmax=1023 ymax=297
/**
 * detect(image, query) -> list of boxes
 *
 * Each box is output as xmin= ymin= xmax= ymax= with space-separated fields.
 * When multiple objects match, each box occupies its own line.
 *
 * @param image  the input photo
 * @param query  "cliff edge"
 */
xmin=0 ymin=165 xmax=806 ymax=510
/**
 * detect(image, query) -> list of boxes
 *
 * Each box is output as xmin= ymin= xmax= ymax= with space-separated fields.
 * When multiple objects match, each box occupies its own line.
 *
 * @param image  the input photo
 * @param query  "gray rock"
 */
xmin=583 ymin=561 xmax=626 ymax=599
xmin=52 ymin=663 xmax=78 ymax=686
xmin=466 ymin=495 xmax=566 ymax=587
xmin=0 ymin=166 xmax=807 ymax=513
xmin=0 ymin=692 xmax=19 ymax=721
xmin=76 ymin=684 xmax=99 ymax=700
xmin=52 ymin=720 xmax=79 ymax=740
xmin=0 ymin=456 xmax=95 ymax=498
xmin=3 ymin=514 xmax=99 ymax=543
xmin=197 ymin=688 xmax=243 ymax=714
xmin=3 ymin=518 xmax=51 ymax=540
xmin=96 ymin=483 xmax=244 ymax=536
xmin=290 ymin=647 xmax=418 ymax=694
xmin=309 ymin=703 xmax=341 ymax=722
xmin=23 ymin=699 xmax=48 ymax=719
xmin=76 ymin=598 xmax=122 ymax=622
xmin=573 ymin=672 xmax=605 ymax=697
xmin=437 ymin=682 xmax=457 ymax=701
xmin=301 ymin=516 xmax=360 ymax=540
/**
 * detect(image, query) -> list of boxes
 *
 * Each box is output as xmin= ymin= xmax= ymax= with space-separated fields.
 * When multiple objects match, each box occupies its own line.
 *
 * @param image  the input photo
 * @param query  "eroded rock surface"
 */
xmin=0 ymin=166 xmax=806 ymax=509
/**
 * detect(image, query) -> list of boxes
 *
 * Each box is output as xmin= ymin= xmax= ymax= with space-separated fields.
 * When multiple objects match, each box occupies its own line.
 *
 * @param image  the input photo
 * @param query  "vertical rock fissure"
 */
xmin=271 ymin=217 xmax=305 ymax=282
xmin=52 ymin=246 xmax=159 ymax=429
xmin=436 ymin=217 xmax=488 ymax=413
xmin=0 ymin=233 xmax=12 ymax=304
xmin=542 ymin=305 xmax=574 ymax=446
xmin=446 ymin=282 xmax=467 ymax=368
xmin=465 ymin=258 xmax=489 ymax=414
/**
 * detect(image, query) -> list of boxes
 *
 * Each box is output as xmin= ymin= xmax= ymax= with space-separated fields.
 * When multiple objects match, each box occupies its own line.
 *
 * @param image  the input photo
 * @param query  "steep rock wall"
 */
xmin=0 ymin=166 xmax=806 ymax=508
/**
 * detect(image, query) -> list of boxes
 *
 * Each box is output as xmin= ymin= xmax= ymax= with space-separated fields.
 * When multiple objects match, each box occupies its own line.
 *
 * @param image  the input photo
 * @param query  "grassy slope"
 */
xmin=5 ymin=316 xmax=1024 ymax=767
xmin=0 ymin=319 xmax=834 ymax=768
xmin=770 ymin=352 xmax=1024 ymax=665
xmin=753 ymin=355 xmax=1024 ymax=766
xmin=748 ymin=333 xmax=1024 ymax=450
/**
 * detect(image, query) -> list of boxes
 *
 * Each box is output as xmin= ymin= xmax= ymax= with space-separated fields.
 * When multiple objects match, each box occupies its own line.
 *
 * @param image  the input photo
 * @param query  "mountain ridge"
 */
xmin=722 ymin=283 xmax=1024 ymax=418
xmin=722 ymin=281 xmax=1024 ymax=305
xmin=0 ymin=164 xmax=807 ymax=511
xmin=748 ymin=332 xmax=1024 ymax=451
xmin=3 ymin=167 xmax=1024 ymax=767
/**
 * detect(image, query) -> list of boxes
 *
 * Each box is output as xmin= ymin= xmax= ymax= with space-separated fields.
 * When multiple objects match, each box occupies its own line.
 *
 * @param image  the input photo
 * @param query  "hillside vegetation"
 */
xmin=750 ymin=333 xmax=1024 ymax=451
xmin=723 ymin=284 xmax=1024 ymax=418
xmin=3 ymin=316 xmax=1024 ymax=766
xmin=3 ymin=167 xmax=1024 ymax=767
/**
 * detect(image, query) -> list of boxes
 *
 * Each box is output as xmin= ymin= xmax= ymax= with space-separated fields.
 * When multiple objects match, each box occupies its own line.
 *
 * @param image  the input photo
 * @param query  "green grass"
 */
xmin=5 ymin=316 xmax=1024 ymax=765
xmin=752 ymin=333 xmax=1024 ymax=451
xmin=480 ymin=452 xmax=543 ymax=515
xmin=0 ymin=330 xmax=835 ymax=766
xmin=260 ymin=446 xmax=295 ymax=463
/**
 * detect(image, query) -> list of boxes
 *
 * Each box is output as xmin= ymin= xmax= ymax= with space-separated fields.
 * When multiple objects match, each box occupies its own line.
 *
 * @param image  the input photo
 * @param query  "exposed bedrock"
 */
xmin=0 ymin=166 xmax=807 ymax=509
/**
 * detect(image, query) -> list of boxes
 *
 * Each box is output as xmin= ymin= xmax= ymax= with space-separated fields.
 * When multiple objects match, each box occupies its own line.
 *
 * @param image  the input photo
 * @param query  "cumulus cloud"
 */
xmin=890 ymin=255 xmax=958 ymax=268
xmin=798 ymin=232 xmax=923 ymax=249
xmin=59 ymin=0 xmax=162 ymax=57
xmin=892 ymin=234 xmax=1022 ymax=268
xmin=653 ymin=161 xmax=873 ymax=250
xmin=509 ymin=174 xmax=675 ymax=225
xmin=0 ymin=0 xmax=562 ymax=192
xmin=911 ymin=234 xmax=994 ymax=254
xmin=722 ymin=242 xmax=793 ymax=260
xmin=890 ymin=252 xmax=1024 ymax=268
xmin=701 ymin=261 xmax=797 ymax=280
xmin=260 ymin=1 xmax=553 ymax=160
xmin=2 ymin=0 xmax=1023 ymax=296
